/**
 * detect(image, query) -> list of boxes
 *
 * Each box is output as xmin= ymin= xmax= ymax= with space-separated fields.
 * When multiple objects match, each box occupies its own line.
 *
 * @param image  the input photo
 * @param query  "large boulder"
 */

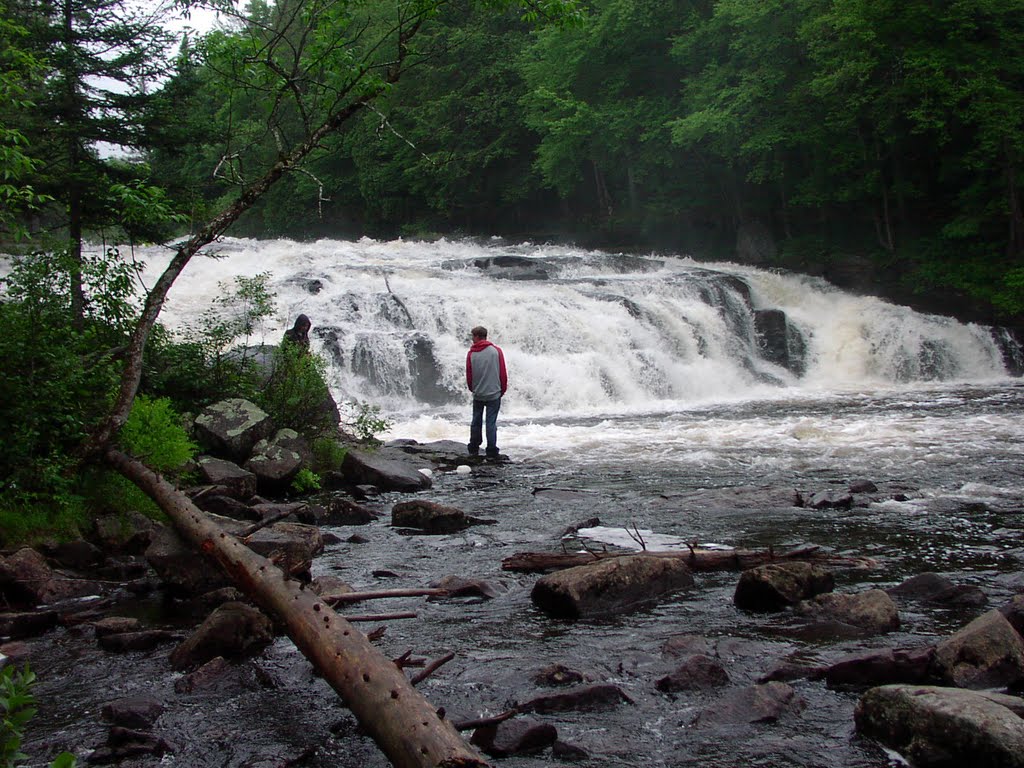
xmin=0 ymin=547 xmax=99 ymax=606
xmin=855 ymin=685 xmax=1024 ymax=767
xmin=193 ymin=398 xmax=274 ymax=463
xmin=169 ymin=602 xmax=275 ymax=671
xmin=733 ymin=561 xmax=835 ymax=612
xmin=341 ymin=448 xmax=432 ymax=492
xmin=391 ymin=500 xmax=487 ymax=534
xmin=244 ymin=430 xmax=309 ymax=495
xmin=531 ymin=555 xmax=694 ymax=619
xmin=933 ymin=609 xmax=1024 ymax=689
xmin=145 ymin=517 xmax=323 ymax=596
xmin=823 ymin=647 xmax=937 ymax=689
xmin=196 ymin=457 xmax=257 ymax=500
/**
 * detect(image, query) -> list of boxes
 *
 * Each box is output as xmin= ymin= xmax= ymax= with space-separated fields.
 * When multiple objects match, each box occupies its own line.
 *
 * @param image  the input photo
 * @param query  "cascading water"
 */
xmin=144 ymin=237 xmax=1014 ymax=412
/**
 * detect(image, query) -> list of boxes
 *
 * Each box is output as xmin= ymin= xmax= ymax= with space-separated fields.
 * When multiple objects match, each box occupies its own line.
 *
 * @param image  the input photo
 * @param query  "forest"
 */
xmin=2 ymin=0 xmax=1024 ymax=322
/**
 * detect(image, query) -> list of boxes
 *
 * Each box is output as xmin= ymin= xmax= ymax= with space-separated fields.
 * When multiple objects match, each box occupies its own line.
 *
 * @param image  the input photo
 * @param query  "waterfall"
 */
xmin=140 ymin=237 xmax=1017 ymax=417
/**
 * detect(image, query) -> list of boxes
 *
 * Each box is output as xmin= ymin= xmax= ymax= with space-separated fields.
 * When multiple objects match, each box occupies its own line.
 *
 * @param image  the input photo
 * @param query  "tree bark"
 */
xmin=501 ymin=546 xmax=873 ymax=574
xmin=106 ymin=447 xmax=489 ymax=768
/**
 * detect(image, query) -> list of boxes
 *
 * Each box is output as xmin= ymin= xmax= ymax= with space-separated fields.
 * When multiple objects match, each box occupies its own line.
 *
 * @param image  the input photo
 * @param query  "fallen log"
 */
xmin=501 ymin=545 xmax=874 ymax=574
xmin=107 ymin=448 xmax=489 ymax=768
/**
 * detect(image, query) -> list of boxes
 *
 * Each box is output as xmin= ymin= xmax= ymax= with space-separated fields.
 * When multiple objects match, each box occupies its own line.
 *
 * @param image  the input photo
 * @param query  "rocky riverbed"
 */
xmin=4 ymin=422 xmax=1024 ymax=768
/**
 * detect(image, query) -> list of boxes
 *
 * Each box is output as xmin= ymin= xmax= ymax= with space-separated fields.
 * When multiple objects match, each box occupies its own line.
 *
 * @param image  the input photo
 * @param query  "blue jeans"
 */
xmin=469 ymin=397 xmax=501 ymax=456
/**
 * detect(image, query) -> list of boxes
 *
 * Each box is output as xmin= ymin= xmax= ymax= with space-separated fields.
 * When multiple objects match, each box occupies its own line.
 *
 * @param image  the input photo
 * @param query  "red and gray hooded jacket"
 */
xmin=466 ymin=340 xmax=508 ymax=402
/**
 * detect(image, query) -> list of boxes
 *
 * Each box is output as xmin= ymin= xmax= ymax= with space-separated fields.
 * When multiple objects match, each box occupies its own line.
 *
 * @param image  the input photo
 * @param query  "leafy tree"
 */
xmin=5 ymin=0 xmax=177 ymax=323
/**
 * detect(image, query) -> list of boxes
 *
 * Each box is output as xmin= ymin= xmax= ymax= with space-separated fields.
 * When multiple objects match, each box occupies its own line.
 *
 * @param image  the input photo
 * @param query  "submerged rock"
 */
xmin=692 ymin=681 xmax=804 ymax=726
xmin=531 ymin=555 xmax=694 ymax=619
xmin=517 ymin=684 xmax=633 ymax=713
xmin=656 ymin=654 xmax=730 ymax=693
xmin=795 ymin=589 xmax=900 ymax=633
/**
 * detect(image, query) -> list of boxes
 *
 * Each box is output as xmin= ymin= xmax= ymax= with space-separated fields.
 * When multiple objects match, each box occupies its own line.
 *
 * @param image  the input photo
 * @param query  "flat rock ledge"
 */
xmin=855 ymin=684 xmax=1024 ymax=767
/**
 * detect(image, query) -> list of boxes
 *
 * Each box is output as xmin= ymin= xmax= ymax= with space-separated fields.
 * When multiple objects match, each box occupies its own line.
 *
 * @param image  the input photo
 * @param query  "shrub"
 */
xmin=118 ymin=395 xmax=197 ymax=473
xmin=290 ymin=467 xmax=321 ymax=495
xmin=256 ymin=344 xmax=337 ymax=439
xmin=311 ymin=437 xmax=348 ymax=471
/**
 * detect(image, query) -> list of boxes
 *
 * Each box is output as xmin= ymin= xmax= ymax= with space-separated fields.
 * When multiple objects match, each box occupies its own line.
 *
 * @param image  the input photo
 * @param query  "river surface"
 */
xmin=16 ymin=238 xmax=1024 ymax=767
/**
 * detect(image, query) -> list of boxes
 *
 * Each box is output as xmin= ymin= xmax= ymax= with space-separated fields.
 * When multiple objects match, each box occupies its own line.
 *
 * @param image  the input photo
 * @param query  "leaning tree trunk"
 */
xmin=106 ymin=448 xmax=489 ymax=768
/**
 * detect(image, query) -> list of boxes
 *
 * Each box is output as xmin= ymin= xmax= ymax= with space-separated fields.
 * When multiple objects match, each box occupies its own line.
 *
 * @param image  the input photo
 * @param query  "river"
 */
xmin=20 ymin=237 xmax=1024 ymax=766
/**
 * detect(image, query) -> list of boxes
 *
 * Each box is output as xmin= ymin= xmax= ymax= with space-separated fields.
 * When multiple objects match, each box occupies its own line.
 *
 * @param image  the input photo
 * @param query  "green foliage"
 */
xmin=0 ymin=251 xmax=133 ymax=501
xmin=290 ymin=467 xmax=321 ymax=495
xmin=256 ymin=343 xmax=337 ymax=439
xmin=1 ymin=665 xmax=76 ymax=768
xmin=311 ymin=437 xmax=348 ymax=471
xmin=342 ymin=401 xmax=393 ymax=443
xmin=143 ymin=273 xmax=276 ymax=410
xmin=119 ymin=395 xmax=197 ymax=472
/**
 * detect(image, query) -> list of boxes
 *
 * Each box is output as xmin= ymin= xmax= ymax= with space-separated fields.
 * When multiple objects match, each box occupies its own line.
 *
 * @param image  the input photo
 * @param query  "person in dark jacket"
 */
xmin=466 ymin=325 xmax=508 ymax=458
xmin=283 ymin=314 xmax=311 ymax=351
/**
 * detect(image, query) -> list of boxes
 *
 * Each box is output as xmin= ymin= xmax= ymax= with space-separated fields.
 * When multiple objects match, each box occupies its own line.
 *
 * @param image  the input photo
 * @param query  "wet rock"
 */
xmin=101 ymin=695 xmax=165 ymax=729
xmin=0 ymin=610 xmax=58 ymax=640
xmin=805 ymin=490 xmax=854 ymax=509
xmin=317 ymin=497 xmax=379 ymax=526
xmin=656 ymin=654 xmax=730 ymax=692
xmin=848 ymin=479 xmax=879 ymax=494
xmin=245 ymin=430 xmax=307 ymax=495
xmin=193 ymin=398 xmax=274 ymax=463
xmin=92 ymin=512 xmax=158 ymax=555
xmin=192 ymin=493 xmax=260 ymax=521
xmin=90 ymin=726 xmax=173 ymax=763
xmin=933 ymin=609 xmax=1024 ymax=689
xmin=196 ymin=456 xmax=257 ymax=500
xmin=855 ymin=684 xmax=1024 ymax=767
xmin=98 ymin=630 xmax=179 ymax=653
xmin=518 ymin=684 xmax=633 ymax=713
xmin=661 ymin=634 xmax=712 ymax=659
xmin=187 ymin=588 xmax=247 ymax=618
xmin=0 ymin=641 xmax=29 ymax=667
xmin=470 ymin=718 xmax=557 ymax=757
xmin=173 ymin=656 xmax=231 ymax=693
xmin=341 ymin=448 xmax=432 ymax=492
xmin=999 ymin=594 xmax=1024 ymax=636
xmin=552 ymin=740 xmax=589 ymax=761
xmin=796 ymin=589 xmax=900 ymax=633
xmin=759 ymin=660 xmax=824 ymax=683
xmin=146 ymin=517 xmax=322 ymax=595
xmin=734 ymin=561 xmax=835 ymax=612
xmin=391 ymin=500 xmax=474 ymax=534
xmin=778 ymin=619 xmax=873 ymax=642
xmin=169 ymin=602 xmax=275 ymax=671
xmin=0 ymin=548 xmax=100 ymax=606
xmin=888 ymin=572 xmax=988 ymax=608
xmin=429 ymin=575 xmax=504 ymax=600
xmin=346 ymin=533 xmax=369 ymax=544
xmin=823 ymin=647 xmax=937 ymax=688
xmin=693 ymin=682 xmax=804 ymax=726
xmin=532 ymin=664 xmax=584 ymax=687
xmin=310 ymin=575 xmax=354 ymax=602
xmin=39 ymin=539 xmax=104 ymax=570
xmin=92 ymin=617 xmax=141 ymax=638
xmin=250 ymin=501 xmax=306 ymax=524
xmin=531 ymin=555 xmax=694 ymax=619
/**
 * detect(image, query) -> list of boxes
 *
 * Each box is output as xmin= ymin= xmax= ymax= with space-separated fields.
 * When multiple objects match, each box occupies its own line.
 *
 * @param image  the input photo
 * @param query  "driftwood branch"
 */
xmin=342 ymin=612 xmax=418 ymax=622
xmin=325 ymin=588 xmax=449 ymax=605
xmin=106 ymin=448 xmax=488 ymax=768
xmin=501 ymin=545 xmax=875 ymax=574
xmin=410 ymin=653 xmax=455 ymax=686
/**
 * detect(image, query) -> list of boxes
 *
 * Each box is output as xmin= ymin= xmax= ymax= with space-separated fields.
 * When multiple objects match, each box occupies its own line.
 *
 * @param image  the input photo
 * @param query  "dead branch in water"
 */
xmin=501 ymin=545 xmax=875 ymax=574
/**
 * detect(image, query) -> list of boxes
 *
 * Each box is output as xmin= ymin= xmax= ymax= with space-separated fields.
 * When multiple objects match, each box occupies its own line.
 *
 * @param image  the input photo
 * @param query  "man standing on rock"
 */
xmin=466 ymin=326 xmax=508 ymax=459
